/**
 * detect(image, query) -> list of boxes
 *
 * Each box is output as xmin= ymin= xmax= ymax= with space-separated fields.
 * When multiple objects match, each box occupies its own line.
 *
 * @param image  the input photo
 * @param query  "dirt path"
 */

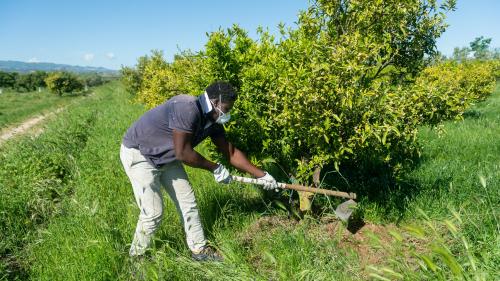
xmin=0 ymin=107 xmax=65 ymax=145
xmin=0 ymin=92 xmax=95 ymax=146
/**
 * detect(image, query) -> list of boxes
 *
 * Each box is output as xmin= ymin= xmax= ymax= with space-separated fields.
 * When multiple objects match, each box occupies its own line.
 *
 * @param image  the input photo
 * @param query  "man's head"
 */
xmin=206 ymin=81 xmax=237 ymax=124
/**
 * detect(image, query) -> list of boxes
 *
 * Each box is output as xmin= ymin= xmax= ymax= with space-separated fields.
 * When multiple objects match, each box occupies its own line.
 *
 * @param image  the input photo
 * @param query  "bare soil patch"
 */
xmin=238 ymin=215 xmax=423 ymax=272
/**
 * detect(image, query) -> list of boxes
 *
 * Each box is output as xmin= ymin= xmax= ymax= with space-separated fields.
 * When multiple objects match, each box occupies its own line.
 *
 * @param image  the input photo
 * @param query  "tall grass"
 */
xmin=367 ymin=82 xmax=500 ymax=280
xmin=0 ymin=90 xmax=98 ymax=280
xmin=369 ymin=204 xmax=499 ymax=280
xmin=405 ymin=82 xmax=500 ymax=279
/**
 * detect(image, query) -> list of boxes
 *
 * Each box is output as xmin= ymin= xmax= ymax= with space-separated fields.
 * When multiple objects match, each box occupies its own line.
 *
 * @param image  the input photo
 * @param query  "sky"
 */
xmin=1 ymin=0 xmax=499 ymax=70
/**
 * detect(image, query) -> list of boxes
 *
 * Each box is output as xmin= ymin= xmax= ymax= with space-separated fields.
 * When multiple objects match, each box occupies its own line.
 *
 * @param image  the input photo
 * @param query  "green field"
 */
xmin=0 ymin=88 xmax=83 ymax=129
xmin=0 ymin=81 xmax=498 ymax=280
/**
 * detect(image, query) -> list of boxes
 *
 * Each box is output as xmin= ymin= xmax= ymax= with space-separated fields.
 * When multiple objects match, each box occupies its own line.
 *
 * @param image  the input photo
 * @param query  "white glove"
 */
xmin=257 ymin=172 xmax=279 ymax=191
xmin=213 ymin=163 xmax=232 ymax=184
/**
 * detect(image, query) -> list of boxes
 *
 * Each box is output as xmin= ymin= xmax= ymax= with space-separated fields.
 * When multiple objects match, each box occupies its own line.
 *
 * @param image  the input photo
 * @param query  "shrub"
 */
xmin=45 ymin=71 xmax=84 ymax=96
xmin=404 ymin=61 xmax=496 ymax=125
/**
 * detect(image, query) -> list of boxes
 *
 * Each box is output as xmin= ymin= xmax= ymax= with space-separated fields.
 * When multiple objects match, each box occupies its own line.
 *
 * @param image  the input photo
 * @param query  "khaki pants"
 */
xmin=119 ymin=144 xmax=207 ymax=256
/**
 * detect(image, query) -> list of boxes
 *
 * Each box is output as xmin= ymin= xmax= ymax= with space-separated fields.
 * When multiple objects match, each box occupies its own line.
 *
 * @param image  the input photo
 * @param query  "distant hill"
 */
xmin=0 ymin=60 xmax=118 ymax=74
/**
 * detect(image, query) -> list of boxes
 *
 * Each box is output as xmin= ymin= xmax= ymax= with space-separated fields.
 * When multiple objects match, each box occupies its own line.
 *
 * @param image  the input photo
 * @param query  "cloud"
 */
xmin=28 ymin=57 xmax=39 ymax=63
xmin=83 ymin=53 xmax=95 ymax=62
xmin=106 ymin=52 xmax=116 ymax=60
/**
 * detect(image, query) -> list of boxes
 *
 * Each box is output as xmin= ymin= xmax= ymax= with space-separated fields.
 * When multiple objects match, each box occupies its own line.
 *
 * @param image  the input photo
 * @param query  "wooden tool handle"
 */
xmin=231 ymin=176 xmax=357 ymax=200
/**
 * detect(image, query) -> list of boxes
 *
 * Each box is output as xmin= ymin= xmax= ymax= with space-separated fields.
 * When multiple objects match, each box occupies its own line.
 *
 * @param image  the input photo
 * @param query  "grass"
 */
xmin=0 ymin=88 xmax=83 ymax=129
xmin=403 ymin=81 xmax=500 ymax=216
xmin=362 ymin=81 xmax=500 ymax=280
xmin=0 ymin=81 xmax=498 ymax=280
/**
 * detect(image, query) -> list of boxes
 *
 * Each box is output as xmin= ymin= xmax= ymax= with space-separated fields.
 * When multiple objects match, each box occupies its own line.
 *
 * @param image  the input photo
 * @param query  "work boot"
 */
xmin=191 ymin=246 xmax=224 ymax=262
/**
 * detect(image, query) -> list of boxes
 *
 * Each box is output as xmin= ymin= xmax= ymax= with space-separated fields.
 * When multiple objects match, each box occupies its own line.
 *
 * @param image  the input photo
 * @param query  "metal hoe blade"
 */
xmin=335 ymin=199 xmax=357 ymax=222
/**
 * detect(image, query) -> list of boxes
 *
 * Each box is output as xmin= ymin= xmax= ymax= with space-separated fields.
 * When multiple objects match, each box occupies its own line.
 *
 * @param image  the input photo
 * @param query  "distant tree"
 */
xmin=429 ymin=51 xmax=447 ymax=65
xmin=120 ymin=66 xmax=141 ymax=95
xmin=120 ymin=54 xmax=150 ymax=95
xmin=492 ymin=47 xmax=500 ymax=60
xmin=12 ymin=71 xmax=48 ymax=92
xmin=0 ymin=71 xmax=18 ymax=88
xmin=84 ymin=73 xmax=104 ymax=87
xmin=14 ymin=74 xmax=35 ymax=92
xmin=45 ymin=72 xmax=84 ymax=96
xmin=31 ymin=71 xmax=48 ymax=89
xmin=470 ymin=36 xmax=492 ymax=59
xmin=452 ymin=47 xmax=471 ymax=62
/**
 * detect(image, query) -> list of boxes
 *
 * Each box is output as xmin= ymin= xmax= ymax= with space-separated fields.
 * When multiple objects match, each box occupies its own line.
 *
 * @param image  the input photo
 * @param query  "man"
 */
xmin=120 ymin=81 xmax=278 ymax=261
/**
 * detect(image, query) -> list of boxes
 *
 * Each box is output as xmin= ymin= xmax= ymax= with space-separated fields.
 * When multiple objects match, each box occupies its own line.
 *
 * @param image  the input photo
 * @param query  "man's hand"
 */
xmin=213 ymin=163 xmax=232 ymax=184
xmin=257 ymin=172 xmax=279 ymax=191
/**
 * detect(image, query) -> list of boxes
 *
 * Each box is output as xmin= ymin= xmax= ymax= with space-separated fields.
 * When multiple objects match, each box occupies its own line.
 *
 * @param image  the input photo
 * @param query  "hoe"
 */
xmin=232 ymin=175 xmax=357 ymax=222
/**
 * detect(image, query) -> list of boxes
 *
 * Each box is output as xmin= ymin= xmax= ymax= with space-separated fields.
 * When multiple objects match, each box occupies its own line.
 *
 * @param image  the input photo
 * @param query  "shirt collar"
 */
xmin=199 ymin=91 xmax=213 ymax=114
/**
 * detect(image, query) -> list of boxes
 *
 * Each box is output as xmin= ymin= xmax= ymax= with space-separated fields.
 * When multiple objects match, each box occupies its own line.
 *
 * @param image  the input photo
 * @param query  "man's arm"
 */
xmin=211 ymin=135 xmax=265 ymax=178
xmin=173 ymin=129 xmax=218 ymax=171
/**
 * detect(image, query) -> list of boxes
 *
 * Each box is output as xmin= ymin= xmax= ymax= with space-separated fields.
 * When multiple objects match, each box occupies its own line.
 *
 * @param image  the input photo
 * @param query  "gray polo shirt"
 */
xmin=122 ymin=94 xmax=225 ymax=168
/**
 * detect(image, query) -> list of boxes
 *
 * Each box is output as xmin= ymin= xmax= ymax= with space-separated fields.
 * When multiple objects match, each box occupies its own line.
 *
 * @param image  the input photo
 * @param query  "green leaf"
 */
xmin=403 ymin=225 xmax=426 ymax=239
xmin=419 ymin=254 xmax=438 ymax=273
xmin=324 ymin=134 xmax=330 ymax=144
xmin=382 ymin=130 xmax=388 ymax=145
xmin=479 ymin=174 xmax=487 ymax=188
xmin=273 ymin=200 xmax=288 ymax=211
xmin=263 ymin=250 xmax=277 ymax=264
xmin=388 ymin=230 xmax=403 ymax=242
xmin=368 ymin=273 xmax=391 ymax=281
xmin=432 ymin=246 xmax=463 ymax=277
xmin=333 ymin=114 xmax=341 ymax=123
xmin=444 ymin=219 xmax=458 ymax=237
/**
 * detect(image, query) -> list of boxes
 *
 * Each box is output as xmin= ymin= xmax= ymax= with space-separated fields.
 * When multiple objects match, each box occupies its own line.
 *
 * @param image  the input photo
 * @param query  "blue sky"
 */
xmin=1 ymin=0 xmax=499 ymax=70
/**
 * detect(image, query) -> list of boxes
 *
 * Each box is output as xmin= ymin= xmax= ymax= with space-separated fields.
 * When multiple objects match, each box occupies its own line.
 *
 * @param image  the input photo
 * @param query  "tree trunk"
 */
xmin=298 ymin=167 xmax=321 ymax=212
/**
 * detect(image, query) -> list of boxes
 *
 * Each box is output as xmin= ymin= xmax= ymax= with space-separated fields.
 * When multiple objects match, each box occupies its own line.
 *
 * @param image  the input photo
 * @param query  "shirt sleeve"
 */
xmin=168 ymin=101 xmax=199 ymax=133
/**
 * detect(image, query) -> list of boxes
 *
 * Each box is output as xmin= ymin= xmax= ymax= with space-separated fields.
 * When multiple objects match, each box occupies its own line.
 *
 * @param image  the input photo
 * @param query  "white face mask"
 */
xmin=211 ymin=94 xmax=231 ymax=124
xmin=215 ymin=107 xmax=231 ymax=124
